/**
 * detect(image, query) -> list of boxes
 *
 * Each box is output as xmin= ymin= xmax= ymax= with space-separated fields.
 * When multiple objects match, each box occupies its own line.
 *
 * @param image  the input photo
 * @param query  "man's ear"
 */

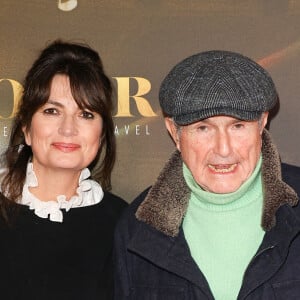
xmin=164 ymin=117 xmax=181 ymax=151
xmin=260 ymin=112 xmax=269 ymax=134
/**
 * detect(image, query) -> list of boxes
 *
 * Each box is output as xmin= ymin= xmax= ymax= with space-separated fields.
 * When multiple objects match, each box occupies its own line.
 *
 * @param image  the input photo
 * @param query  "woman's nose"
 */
xmin=58 ymin=116 xmax=78 ymax=136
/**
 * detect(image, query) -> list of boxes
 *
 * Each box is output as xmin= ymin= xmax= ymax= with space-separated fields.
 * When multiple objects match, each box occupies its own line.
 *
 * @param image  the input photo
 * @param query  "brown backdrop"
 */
xmin=1 ymin=1 xmax=300 ymax=202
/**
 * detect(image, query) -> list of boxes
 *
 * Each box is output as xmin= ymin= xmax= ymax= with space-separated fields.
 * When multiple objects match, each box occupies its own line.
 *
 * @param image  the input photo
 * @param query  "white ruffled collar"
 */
xmin=19 ymin=163 xmax=104 ymax=223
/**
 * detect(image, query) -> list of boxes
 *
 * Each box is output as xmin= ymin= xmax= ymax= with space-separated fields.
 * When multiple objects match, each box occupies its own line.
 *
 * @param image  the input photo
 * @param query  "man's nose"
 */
xmin=214 ymin=131 xmax=232 ymax=157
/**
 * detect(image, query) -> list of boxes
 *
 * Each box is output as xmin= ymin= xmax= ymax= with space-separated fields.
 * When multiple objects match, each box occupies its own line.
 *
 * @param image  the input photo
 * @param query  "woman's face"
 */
xmin=23 ymin=74 xmax=103 ymax=174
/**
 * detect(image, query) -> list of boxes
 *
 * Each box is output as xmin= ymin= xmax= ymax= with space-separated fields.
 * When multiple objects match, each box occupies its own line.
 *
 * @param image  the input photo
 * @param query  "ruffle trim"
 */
xmin=19 ymin=163 xmax=104 ymax=222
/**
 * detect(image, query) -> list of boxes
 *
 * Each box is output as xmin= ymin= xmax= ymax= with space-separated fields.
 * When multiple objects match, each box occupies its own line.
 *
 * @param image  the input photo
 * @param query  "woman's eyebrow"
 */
xmin=46 ymin=100 xmax=64 ymax=108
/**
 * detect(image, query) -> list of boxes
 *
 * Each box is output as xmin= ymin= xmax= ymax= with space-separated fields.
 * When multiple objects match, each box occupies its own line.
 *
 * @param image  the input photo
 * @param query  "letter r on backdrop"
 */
xmin=113 ymin=77 xmax=157 ymax=117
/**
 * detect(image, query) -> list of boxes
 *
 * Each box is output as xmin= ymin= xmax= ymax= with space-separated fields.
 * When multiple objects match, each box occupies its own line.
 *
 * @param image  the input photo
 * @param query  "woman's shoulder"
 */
xmin=99 ymin=191 xmax=128 ymax=218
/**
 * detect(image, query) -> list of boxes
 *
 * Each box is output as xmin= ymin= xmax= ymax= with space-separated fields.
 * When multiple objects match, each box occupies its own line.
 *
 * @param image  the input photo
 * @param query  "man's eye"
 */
xmin=234 ymin=123 xmax=244 ymax=129
xmin=43 ymin=108 xmax=58 ymax=115
xmin=81 ymin=111 xmax=94 ymax=119
xmin=197 ymin=125 xmax=208 ymax=131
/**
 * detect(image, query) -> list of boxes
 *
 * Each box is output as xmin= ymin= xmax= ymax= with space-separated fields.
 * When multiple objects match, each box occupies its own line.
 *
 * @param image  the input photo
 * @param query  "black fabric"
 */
xmin=0 ymin=191 xmax=127 ymax=300
xmin=114 ymin=164 xmax=300 ymax=299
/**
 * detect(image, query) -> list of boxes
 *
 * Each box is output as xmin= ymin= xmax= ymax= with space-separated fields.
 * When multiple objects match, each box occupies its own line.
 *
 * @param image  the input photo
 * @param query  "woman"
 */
xmin=0 ymin=40 xmax=127 ymax=299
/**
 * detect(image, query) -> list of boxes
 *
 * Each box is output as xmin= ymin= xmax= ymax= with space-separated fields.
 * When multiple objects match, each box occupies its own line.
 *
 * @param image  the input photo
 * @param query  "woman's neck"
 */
xmin=29 ymin=163 xmax=81 ymax=202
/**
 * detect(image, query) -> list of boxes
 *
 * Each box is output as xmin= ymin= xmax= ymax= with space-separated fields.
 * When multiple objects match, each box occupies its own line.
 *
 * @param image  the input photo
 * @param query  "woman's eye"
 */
xmin=43 ymin=108 xmax=58 ymax=115
xmin=81 ymin=111 xmax=95 ymax=119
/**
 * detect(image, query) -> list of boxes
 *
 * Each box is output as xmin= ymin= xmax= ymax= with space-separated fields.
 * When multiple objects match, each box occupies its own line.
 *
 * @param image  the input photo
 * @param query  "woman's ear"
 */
xmin=22 ymin=126 xmax=31 ymax=146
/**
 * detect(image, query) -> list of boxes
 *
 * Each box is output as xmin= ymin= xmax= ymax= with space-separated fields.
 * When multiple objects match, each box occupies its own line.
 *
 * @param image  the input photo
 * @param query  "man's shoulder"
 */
xmin=281 ymin=162 xmax=300 ymax=195
xmin=131 ymin=187 xmax=151 ymax=209
xmin=282 ymin=162 xmax=300 ymax=177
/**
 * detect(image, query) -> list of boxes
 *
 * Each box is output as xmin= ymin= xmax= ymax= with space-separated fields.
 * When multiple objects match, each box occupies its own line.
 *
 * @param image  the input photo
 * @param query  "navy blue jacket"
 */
xmin=114 ymin=131 xmax=300 ymax=299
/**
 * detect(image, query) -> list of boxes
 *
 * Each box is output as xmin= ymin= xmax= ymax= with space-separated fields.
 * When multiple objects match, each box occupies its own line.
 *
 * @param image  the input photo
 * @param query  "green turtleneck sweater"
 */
xmin=182 ymin=157 xmax=265 ymax=300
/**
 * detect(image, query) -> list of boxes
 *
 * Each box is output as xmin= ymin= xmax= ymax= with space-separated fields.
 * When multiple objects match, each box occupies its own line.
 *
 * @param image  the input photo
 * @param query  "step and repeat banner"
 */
xmin=1 ymin=1 xmax=300 ymax=201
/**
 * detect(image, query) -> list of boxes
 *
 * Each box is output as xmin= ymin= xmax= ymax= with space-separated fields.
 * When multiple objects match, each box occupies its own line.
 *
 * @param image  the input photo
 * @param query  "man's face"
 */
xmin=165 ymin=113 xmax=268 ymax=194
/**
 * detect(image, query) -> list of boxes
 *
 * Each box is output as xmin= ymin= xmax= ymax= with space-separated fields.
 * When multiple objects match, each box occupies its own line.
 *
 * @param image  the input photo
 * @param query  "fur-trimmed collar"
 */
xmin=136 ymin=130 xmax=298 ymax=237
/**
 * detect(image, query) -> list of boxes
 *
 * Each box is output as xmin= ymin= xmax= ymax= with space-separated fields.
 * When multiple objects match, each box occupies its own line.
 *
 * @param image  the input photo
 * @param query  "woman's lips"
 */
xmin=52 ymin=142 xmax=80 ymax=152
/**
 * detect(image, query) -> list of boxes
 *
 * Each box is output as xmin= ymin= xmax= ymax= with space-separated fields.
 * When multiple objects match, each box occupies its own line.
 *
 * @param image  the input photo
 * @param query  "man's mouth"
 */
xmin=208 ymin=163 xmax=238 ymax=173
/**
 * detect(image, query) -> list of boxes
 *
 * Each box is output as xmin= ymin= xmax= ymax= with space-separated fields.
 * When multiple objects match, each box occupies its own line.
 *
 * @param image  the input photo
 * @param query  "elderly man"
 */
xmin=114 ymin=51 xmax=300 ymax=299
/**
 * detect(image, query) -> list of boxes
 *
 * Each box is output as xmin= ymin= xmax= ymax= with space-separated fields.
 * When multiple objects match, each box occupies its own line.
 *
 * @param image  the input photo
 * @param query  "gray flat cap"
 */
xmin=159 ymin=50 xmax=278 ymax=125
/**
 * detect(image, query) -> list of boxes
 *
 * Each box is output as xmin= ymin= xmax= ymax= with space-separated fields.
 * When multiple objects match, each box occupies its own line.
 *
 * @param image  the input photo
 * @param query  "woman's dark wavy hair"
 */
xmin=1 ymin=40 xmax=116 ymax=220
